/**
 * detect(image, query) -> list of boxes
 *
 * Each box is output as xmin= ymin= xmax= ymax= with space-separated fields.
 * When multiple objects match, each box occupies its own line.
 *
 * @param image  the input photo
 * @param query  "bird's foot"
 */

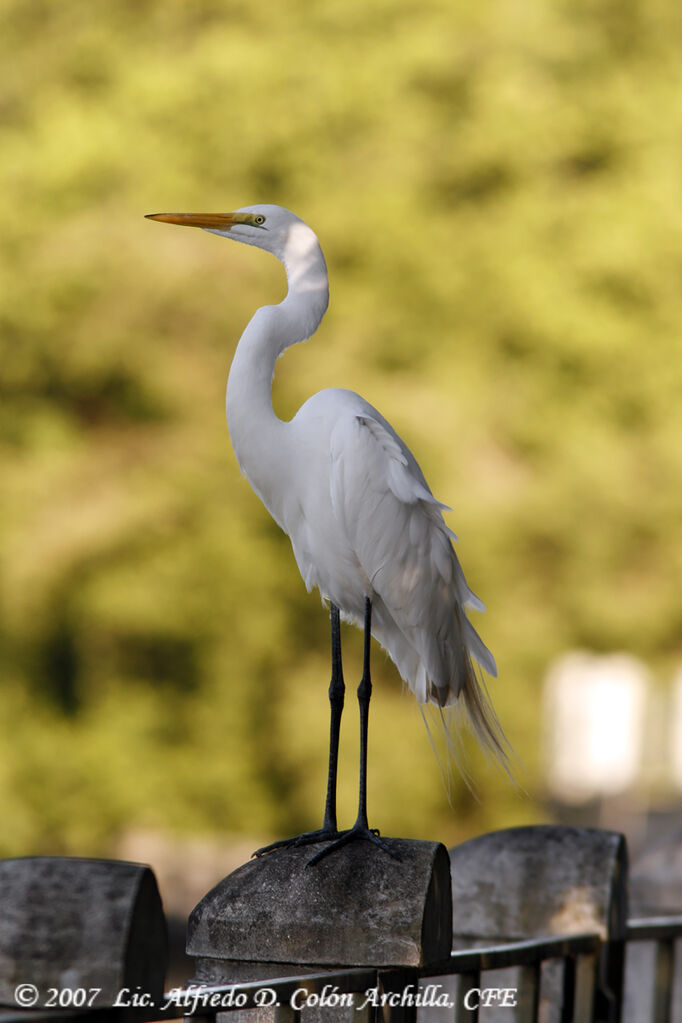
xmin=252 ymin=827 xmax=344 ymax=858
xmin=306 ymin=824 xmax=401 ymax=866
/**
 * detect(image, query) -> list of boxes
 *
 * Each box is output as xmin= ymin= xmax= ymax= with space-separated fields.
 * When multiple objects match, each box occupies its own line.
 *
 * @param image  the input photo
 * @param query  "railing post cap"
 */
xmin=0 ymin=856 xmax=167 ymax=1008
xmin=187 ymin=838 xmax=451 ymax=970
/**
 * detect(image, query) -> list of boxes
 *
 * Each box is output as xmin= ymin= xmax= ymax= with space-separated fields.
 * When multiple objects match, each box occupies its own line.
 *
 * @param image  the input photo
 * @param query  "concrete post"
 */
xmin=624 ymin=828 xmax=682 ymax=1023
xmin=0 ymin=857 xmax=167 ymax=1009
xmin=445 ymin=826 xmax=628 ymax=1023
xmin=186 ymin=838 xmax=452 ymax=1022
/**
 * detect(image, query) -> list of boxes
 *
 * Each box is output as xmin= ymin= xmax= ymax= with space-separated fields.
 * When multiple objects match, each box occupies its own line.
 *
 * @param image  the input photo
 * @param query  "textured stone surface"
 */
xmin=629 ymin=827 xmax=682 ymax=915
xmin=437 ymin=827 xmax=628 ymax=1023
xmin=0 ymin=857 xmax=167 ymax=1007
xmin=192 ymin=958 xmax=329 ymax=984
xmin=624 ymin=829 xmax=682 ymax=1023
xmin=188 ymin=838 xmax=451 ymax=968
xmin=449 ymin=825 xmax=628 ymax=943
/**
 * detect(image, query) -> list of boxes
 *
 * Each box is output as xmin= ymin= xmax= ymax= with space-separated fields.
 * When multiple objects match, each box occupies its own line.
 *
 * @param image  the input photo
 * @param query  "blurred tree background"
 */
xmin=0 ymin=0 xmax=680 ymax=858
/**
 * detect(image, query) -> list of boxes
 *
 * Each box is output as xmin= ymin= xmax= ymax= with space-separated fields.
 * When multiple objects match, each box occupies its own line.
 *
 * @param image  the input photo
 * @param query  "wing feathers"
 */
xmin=330 ymin=410 xmax=498 ymax=712
xmin=357 ymin=415 xmax=451 ymax=510
xmin=461 ymin=615 xmax=497 ymax=677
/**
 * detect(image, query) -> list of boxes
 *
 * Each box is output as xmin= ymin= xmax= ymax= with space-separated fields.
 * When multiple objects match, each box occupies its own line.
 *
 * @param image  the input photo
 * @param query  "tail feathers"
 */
xmin=429 ymin=649 xmax=509 ymax=762
xmin=430 ymin=610 xmax=510 ymax=777
xmin=459 ymin=652 xmax=510 ymax=770
xmin=420 ymin=652 xmax=513 ymax=801
xmin=371 ymin=596 xmax=511 ymax=778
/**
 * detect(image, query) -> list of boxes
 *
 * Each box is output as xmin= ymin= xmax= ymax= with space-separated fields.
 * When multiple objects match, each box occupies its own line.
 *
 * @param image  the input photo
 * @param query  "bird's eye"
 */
xmin=253 ymin=215 xmax=266 ymax=226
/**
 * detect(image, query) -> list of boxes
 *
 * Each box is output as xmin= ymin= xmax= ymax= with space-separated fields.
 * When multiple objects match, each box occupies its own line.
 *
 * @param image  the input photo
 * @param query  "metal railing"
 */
xmin=422 ymin=933 xmax=601 ymax=1023
xmin=0 ymin=917 xmax=679 ymax=1023
xmin=624 ymin=917 xmax=682 ymax=1023
xmin=0 ymin=932 xmax=601 ymax=1023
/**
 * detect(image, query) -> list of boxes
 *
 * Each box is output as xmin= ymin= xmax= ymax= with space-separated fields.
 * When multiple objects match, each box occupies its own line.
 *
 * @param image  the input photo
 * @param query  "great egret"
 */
xmin=146 ymin=205 xmax=507 ymax=863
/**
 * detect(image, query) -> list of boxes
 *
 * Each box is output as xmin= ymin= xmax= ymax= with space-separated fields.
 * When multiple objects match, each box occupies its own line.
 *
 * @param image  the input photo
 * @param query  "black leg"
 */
xmin=355 ymin=595 xmax=372 ymax=829
xmin=322 ymin=602 xmax=344 ymax=831
xmin=253 ymin=603 xmax=346 ymax=857
xmin=307 ymin=598 xmax=399 ymax=865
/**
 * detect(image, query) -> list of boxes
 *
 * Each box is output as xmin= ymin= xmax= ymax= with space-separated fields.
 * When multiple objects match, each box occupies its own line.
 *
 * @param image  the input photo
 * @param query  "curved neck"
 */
xmin=225 ymin=236 xmax=329 ymax=516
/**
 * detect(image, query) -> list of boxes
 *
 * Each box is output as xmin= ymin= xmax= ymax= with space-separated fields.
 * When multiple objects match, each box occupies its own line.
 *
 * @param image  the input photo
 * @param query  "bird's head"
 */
xmin=145 ymin=204 xmax=317 ymax=268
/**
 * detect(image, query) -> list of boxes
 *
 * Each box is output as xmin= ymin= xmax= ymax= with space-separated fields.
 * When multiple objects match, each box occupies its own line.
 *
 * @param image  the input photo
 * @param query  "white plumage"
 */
xmin=147 ymin=203 xmax=507 ymax=858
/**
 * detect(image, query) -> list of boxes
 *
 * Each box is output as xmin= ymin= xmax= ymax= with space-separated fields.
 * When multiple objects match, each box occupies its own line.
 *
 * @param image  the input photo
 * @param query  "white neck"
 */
xmin=225 ymin=226 xmax=329 ymax=519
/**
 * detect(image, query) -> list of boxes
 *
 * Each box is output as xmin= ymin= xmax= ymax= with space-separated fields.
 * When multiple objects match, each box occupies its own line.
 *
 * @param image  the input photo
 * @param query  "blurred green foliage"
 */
xmin=1 ymin=0 xmax=680 ymax=856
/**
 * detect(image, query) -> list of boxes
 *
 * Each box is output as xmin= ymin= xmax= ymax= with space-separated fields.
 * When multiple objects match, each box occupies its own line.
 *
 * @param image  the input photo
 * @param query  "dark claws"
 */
xmin=306 ymin=826 xmax=401 ymax=866
xmin=253 ymin=828 xmax=346 ymax=858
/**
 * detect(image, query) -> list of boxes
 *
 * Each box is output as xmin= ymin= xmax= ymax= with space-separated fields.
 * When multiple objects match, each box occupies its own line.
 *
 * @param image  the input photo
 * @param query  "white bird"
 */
xmin=146 ymin=205 xmax=507 ymax=863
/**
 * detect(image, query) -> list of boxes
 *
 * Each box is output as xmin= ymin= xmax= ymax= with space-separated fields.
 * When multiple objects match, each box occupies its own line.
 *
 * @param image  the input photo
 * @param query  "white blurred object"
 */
xmin=672 ymin=668 xmax=682 ymax=790
xmin=544 ymin=652 xmax=649 ymax=803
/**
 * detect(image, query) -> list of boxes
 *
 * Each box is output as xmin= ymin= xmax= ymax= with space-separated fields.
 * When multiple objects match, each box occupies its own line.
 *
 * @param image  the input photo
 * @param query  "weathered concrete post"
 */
xmin=624 ymin=828 xmax=682 ymax=1023
xmin=0 ymin=857 xmax=167 ymax=1009
xmin=444 ymin=826 xmax=628 ymax=1023
xmin=187 ymin=838 xmax=452 ymax=1022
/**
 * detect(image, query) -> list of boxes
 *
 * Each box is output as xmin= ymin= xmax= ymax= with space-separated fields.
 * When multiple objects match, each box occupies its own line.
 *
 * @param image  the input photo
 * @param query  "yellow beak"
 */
xmin=145 ymin=212 xmax=244 ymax=229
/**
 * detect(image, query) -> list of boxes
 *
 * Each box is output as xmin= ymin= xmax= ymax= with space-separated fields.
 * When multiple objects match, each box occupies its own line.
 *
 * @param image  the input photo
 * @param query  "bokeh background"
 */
xmin=1 ymin=0 xmax=681 ymax=893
